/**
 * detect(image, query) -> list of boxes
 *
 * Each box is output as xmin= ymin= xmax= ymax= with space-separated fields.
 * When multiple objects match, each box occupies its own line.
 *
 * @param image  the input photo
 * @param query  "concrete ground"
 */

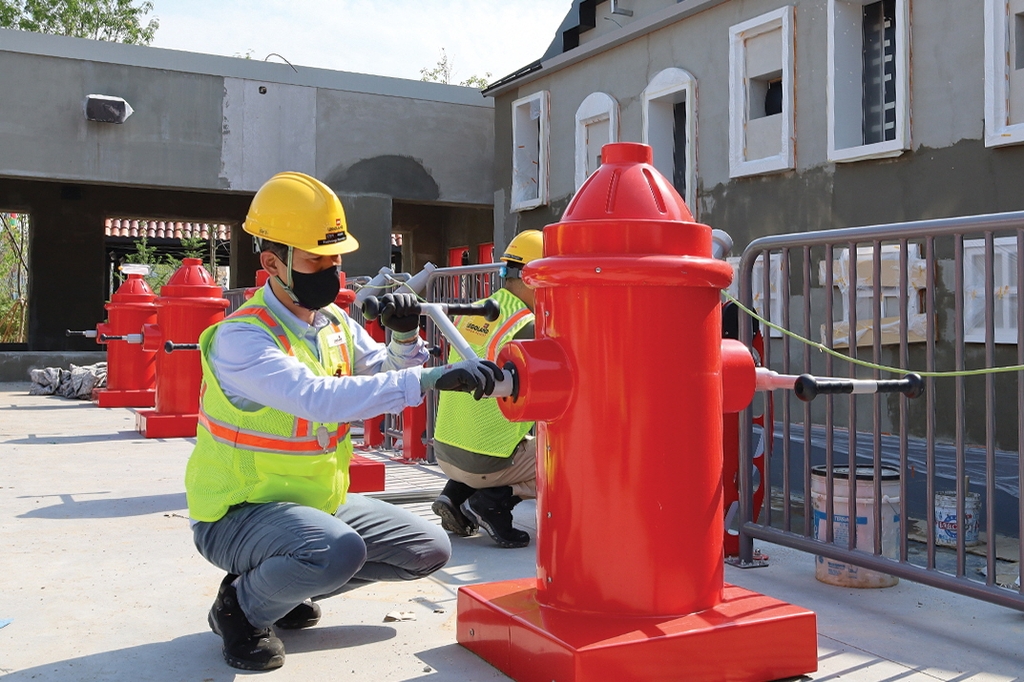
xmin=1 ymin=381 xmax=1023 ymax=681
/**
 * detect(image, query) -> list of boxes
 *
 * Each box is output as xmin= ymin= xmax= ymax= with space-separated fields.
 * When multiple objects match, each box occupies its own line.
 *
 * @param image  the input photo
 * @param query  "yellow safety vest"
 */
xmin=184 ymin=288 xmax=355 ymax=522
xmin=433 ymin=288 xmax=534 ymax=458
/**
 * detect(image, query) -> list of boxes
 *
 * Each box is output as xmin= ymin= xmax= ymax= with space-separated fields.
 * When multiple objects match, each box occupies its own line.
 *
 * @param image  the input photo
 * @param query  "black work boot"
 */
xmin=460 ymin=486 xmax=530 ymax=548
xmin=207 ymin=573 xmax=286 ymax=671
xmin=274 ymin=599 xmax=321 ymax=630
xmin=432 ymin=479 xmax=479 ymax=537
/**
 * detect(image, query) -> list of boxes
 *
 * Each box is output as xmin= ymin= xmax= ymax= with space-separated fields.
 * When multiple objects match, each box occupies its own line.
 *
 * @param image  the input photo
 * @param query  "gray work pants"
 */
xmin=192 ymin=493 xmax=451 ymax=628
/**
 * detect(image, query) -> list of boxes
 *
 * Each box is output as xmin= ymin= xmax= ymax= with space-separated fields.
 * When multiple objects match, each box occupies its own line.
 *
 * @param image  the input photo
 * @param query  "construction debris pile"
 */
xmin=29 ymin=362 xmax=107 ymax=399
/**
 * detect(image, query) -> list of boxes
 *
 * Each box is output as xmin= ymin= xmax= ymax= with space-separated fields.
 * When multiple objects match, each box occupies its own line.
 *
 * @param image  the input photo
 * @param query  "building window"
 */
xmin=511 ymin=91 xmax=550 ymax=212
xmin=728 ymin=6 xmax=795 ymax=178
xmin=642 ymin=68 xmax=697 ymax=212
xmin=984 ymin=0 xmax=1024 ymax=147
xmin=819 ymin=245 xmax=927 ymax=348
xmin=574 ymin=92 xmax=619 ymax=190
xmin=827 ymin=0 xmax=910 ymax=163
xmin=964 ymin=237 xmax=1018 ymax=344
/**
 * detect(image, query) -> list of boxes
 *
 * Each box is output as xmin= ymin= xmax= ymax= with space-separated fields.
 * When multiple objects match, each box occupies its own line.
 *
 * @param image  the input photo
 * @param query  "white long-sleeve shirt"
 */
xmin=207 ymin=282 xmax=428 ymax=424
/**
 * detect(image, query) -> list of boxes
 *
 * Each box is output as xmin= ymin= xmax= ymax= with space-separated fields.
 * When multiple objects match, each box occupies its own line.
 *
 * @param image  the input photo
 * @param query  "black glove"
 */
xmin=434 ymin=359 xmax=505 ymax=400
xmin=379 ymin=293 xmax=421 ymax=333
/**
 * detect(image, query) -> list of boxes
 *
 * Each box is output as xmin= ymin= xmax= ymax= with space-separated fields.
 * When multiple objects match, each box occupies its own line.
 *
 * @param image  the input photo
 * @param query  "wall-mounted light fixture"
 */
xmin=84 ymin=94 xmax=134 ymax=124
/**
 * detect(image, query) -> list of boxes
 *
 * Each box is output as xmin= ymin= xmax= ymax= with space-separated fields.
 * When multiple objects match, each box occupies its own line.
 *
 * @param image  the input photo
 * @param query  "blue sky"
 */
xmin=149 ymin=0 xmax=570 ymax=83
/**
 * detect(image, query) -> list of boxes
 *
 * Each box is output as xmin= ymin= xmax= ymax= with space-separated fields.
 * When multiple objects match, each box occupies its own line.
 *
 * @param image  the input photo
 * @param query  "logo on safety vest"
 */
xmin=464 ymin=321 xmax=491 ymax=339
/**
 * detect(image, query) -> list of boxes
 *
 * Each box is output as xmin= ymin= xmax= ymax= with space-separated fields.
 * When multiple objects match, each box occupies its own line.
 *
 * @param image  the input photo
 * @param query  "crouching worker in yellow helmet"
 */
xmin=431 ymin=230 xmax=542 ymax=549
xmin=184 ymin=172 xmax=503 ymax=671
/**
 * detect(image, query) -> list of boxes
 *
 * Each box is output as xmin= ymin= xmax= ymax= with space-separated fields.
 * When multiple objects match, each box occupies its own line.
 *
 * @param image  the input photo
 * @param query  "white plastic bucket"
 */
xmin=811 ymin=465 xmax=901 ymax=588
xmin=934 ymin=491 xmax=981 ymax=547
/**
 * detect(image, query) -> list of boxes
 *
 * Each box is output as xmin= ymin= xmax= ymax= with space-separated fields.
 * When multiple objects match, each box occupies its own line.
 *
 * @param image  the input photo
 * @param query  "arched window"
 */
xmin=642 ymin=68 xmax=697 ymax=212
xmin=574 ymin=92 xmax=619 ymax=190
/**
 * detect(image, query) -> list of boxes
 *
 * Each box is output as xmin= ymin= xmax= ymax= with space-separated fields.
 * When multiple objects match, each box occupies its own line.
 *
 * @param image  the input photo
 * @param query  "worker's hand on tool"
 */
xmin=379 ymin=293 xmax=421 ymax=333
xmin=420 ymin=359 xmax=505 ymax=400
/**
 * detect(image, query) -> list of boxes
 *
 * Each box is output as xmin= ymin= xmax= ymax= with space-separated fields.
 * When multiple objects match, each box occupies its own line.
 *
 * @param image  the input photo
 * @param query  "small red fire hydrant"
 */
xmin=96 ymin=273 xmax=159 ymax=407
xmin=67 ymin=273 xmax=159 ymax=407
xmin=457 ymin=143 xmax=818 ymax=682
xmin=135 ymin=258 xmax=228 ymax=439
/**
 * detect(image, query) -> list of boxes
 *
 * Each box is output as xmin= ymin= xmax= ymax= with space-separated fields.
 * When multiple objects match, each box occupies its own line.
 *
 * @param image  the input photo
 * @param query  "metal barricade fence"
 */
xmin=344 ymin=276 xmax=407 ymax=452
xmin=423 ymin=264 xmax=503 ymax=462
xmin=735 ymin=210 xmax=1024 ymax=611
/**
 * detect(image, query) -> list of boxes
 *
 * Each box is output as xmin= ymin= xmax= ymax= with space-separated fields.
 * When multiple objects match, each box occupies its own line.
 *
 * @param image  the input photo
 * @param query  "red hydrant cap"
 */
xmin=159 ymin=258 xmax=223 ymax=298
xmin=110 ymin=273 xmax=156 ymax=303
xmin=561 ymin=142 xmax=694 ymax=223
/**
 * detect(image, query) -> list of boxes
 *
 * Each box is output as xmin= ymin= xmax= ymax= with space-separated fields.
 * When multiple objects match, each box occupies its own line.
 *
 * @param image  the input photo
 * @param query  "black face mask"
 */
xmin=289 ymin=265 xmax=341 ymax=310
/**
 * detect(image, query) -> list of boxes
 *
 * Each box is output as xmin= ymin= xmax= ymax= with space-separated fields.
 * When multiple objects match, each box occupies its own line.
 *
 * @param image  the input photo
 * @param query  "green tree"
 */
xmin=0 ymin=212 xmax=29 ymax=343
xmin=0 ymin=0 xmax=159 ymax=44
xmin=122 ymin=234 xmax=214 ymax=293
xmin=420 ymin=48 xmax=492 ymax=89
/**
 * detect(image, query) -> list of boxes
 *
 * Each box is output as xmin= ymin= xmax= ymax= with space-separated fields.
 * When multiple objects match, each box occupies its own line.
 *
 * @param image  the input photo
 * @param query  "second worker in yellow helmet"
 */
xmin=431 ymin=229 xmax=543 ymax=548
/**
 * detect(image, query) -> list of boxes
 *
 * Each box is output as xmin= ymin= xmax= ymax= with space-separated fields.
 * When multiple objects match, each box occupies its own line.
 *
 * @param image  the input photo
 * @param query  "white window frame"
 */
xmin=574 ymin=92 xmax=619 ymax=191
xmin=827 ymin=0 xmax=911 ymax=163
xmin=727 ymin=253 xmax=785 ymax=338
xmin=728 ymin=6 xmax=795 ymax=178
xmin=511 ymin=90 xmax=550 ymax=212
xmin=964 ymin=237 xmax=1019 ymax=344
xmin=984 ymin=0 xmax=1024 ymax=147
xmin=642 ymin=68 xmax=697 ymax=212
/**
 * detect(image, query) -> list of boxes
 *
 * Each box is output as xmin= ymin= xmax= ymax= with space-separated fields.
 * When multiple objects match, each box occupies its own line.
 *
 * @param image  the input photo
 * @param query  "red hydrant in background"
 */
xmin=135 ymin=258 xmax=229 ymax=439
xmin=96 ymin=273 xmax=159 ymax=408
xmin=457 ymin=143 xmax=817 ymax=682
xmin=67 ymin=273 xmax=159 ymax=408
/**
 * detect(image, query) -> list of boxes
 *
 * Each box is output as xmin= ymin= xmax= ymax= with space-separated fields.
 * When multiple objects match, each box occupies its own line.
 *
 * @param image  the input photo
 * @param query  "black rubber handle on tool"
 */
xmin=794 ymin=373 xmax=925 ymax=402
xmin=442 ymin=300 xmax=501 ymax=321
xmin=361 ymin=296 xmax=500 ymax=322
xmin=164 ymin=341 xmax=199 ymax=353
xmin=887 ymin=373 xmax=925 ymax=399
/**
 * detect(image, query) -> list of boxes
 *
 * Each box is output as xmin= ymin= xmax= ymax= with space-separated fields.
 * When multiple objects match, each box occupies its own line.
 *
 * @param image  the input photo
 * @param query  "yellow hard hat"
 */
xmin=500 ymin=230 xmax=543 ymax=266
xmin=243 ymin=172 xmax=359 ymax=255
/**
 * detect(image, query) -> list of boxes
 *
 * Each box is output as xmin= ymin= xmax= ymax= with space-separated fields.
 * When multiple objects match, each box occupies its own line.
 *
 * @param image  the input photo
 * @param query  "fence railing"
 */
xmin=736 ymin=210 xmax=1024 ymax=610
xmin=423 ymin=264 xmax=503 ymax=462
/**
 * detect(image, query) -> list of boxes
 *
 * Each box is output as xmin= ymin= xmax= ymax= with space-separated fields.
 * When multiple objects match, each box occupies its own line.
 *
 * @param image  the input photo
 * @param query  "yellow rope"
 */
xmin=721 ymin=291 xmax=1024 ymax=378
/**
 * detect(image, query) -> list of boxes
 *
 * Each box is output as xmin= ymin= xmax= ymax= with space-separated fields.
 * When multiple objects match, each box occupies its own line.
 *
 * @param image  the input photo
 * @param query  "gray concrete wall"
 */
xmin=0 ymin=27 xmax=494 ymax=203
xmin=489 ymin=0 xmax=1023 ymax=446
xmin=0 ymin=351 xmax=106 ymax=382
xmin=1 ymin=28 xmax=494 ymax=351
xmin=492 ymin=1 xmax=1007 ymax=239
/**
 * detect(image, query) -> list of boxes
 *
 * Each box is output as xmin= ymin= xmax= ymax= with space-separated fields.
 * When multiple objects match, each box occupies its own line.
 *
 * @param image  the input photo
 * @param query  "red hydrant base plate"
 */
xmin=135 ymin=410 xmax=198 ymax=439
xmin=348 ymin=454 xmax=385 ymax=493
xmin=95 ymin=389 xmax=156 ymax=409
xmin=458 ymin=578 xmax=817 ymax=682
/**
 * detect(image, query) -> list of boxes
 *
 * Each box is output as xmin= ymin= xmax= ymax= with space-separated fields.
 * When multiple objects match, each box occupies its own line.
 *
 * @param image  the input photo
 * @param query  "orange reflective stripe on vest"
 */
xmin=228 ymin=307 xmax=292 ymax=354
xmin=485 ymin=309 xmax=532 ymax=361
xmin=198 ymin=409 xmax=349 ymax=455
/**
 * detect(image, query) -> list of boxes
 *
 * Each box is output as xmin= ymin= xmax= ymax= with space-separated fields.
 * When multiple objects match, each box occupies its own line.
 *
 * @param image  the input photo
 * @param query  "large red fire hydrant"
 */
xmin=135 ymin=258 xmax=229 ymax=438
xmin=457 ymin=143 xmax=818 ymax=681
